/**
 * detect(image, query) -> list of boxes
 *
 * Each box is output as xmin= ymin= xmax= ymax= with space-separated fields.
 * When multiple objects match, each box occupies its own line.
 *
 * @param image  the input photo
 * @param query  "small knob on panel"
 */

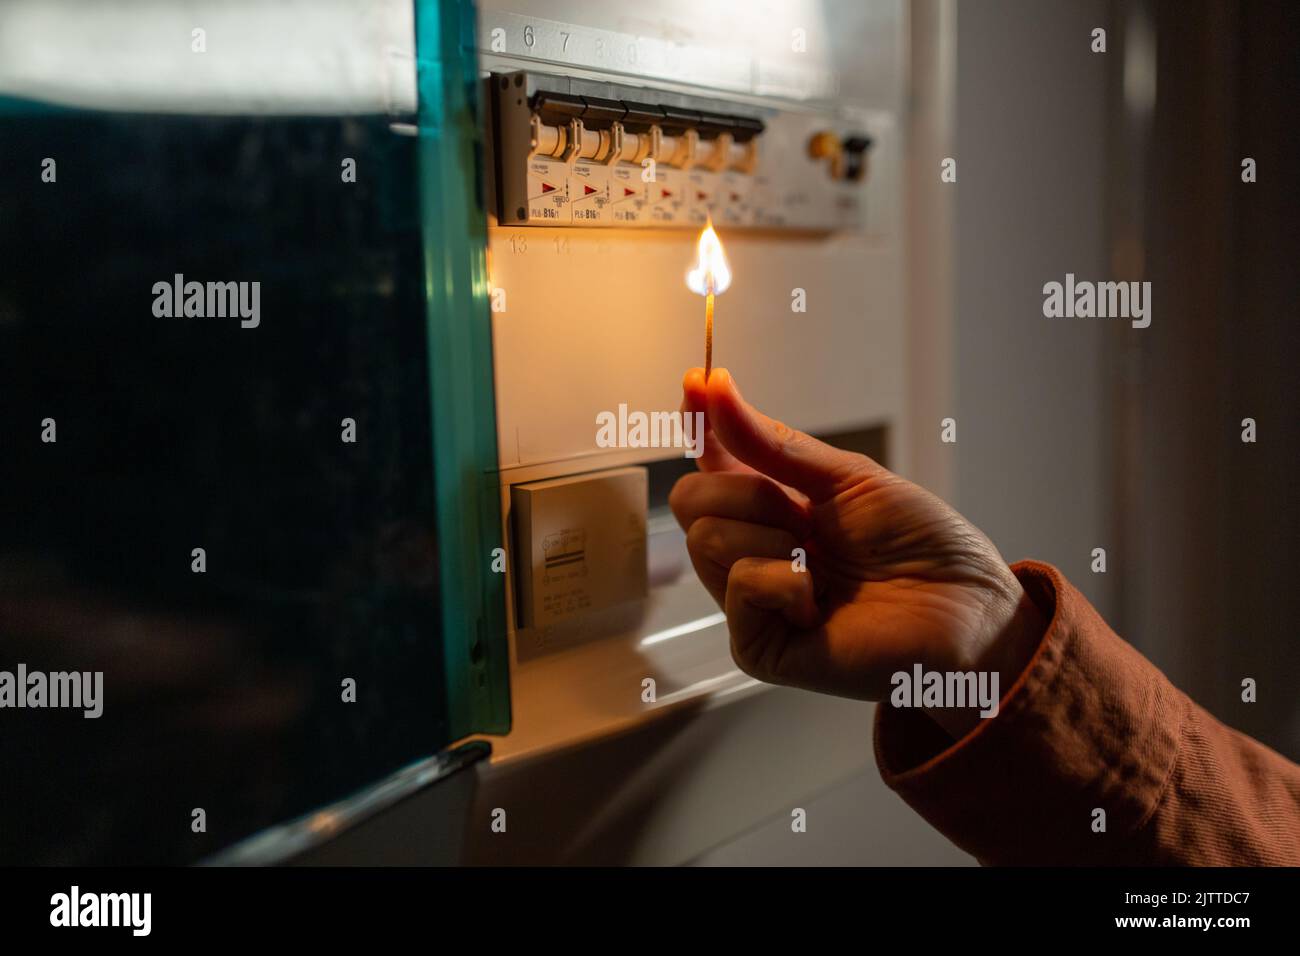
xmin=843 ymin=134 xmax=874 ymax=182
xmin=807 ymin=130 xmax=845 ymax=180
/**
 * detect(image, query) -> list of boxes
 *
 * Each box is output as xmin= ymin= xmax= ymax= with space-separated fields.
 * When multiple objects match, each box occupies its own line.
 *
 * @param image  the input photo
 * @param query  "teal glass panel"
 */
xmin=417 ymin=0 xmax=511 ymax=741
xmin=0 ymin=0 xmax=507 ymax=864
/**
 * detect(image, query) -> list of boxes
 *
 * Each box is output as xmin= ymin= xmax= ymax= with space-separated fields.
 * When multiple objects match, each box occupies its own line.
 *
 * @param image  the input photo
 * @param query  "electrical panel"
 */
xmin=488 ymin=70 xmax=874 ymax=231
xmin=477 ymin=0 xmax=910 ymax=764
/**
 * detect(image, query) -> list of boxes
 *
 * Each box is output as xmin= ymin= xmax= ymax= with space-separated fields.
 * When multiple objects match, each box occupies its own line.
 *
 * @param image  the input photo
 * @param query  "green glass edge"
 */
xmin=415 ymin=0 xmax=511 ymax=738
xmin=0 ymin=95 xmax=78 ymax=114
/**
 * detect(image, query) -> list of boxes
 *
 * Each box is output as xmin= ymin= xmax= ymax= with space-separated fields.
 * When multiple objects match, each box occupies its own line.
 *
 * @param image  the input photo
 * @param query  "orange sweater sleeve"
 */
xmin=874 ymin=560 xmax=1300 ymax=865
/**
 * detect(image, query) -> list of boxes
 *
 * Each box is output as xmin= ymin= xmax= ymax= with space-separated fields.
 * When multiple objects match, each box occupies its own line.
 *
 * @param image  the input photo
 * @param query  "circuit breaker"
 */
xmin=488 ymin=70 xmax=874 ymax=231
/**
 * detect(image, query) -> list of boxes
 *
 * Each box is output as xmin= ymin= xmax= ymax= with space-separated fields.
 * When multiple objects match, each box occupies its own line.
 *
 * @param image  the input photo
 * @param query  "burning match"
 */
xmin=687 ymin=217 xmax=732 ymax=381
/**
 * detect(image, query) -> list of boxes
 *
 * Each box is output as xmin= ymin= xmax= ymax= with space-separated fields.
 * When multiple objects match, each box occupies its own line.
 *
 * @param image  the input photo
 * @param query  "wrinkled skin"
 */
xmin=669 ymin=367 xmax=1045 ymax=739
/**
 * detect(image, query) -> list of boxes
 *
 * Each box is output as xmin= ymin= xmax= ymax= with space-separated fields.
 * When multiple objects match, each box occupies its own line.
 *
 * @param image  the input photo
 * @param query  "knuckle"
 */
xmin=729 ymin=642 xmax=763 ymax=680
xmin=849 ymin=451 xmax=879 ymax=479
xmin=725 ymin=620 xmax=771 ymax=684
xmin=667 ymin=473 xmax=700 ymax=523
xmin=728 ymin=556 xmax=765 ymax=590
xmin=768 ymin=423 xmax=797 ymax=462
xmin=686 ymin=516 xmax=725 ymax=562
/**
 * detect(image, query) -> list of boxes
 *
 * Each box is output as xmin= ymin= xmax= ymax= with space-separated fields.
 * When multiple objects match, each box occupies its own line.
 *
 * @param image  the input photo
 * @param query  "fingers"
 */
xmin=685 ymin=517 xmax=802 ymax=606
xmin=725 ymin=562 xmax=883 ymax=699
xmin=670 ymin=466 xmax=812 ymax=612
xmin=725 ymin=557 xmax=820 ymax=681
xmin=681 ymin=367 xmax=756 ymax=475
xmin=669 ymin=470 xmax=810 ymax=539
xmin=704 ymin=367 xmax=881 ymax=502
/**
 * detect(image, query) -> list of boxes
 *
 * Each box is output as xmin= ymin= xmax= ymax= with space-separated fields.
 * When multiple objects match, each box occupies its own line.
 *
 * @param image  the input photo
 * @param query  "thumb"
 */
xmin=705 ymin=368 xmax=878 ymax=502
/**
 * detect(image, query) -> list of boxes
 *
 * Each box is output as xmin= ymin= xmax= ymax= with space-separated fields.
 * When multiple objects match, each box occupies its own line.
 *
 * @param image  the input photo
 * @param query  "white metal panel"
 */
xmin=0 ymin=0 xmax=416 ymax=115
xmin=488 ymin=221 xmax=904 ymax=471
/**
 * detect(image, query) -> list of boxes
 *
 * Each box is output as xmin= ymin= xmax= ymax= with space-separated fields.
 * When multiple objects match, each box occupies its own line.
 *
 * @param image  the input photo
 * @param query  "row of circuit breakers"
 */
xmin=488 ymin=71 xmax=873 ymax=230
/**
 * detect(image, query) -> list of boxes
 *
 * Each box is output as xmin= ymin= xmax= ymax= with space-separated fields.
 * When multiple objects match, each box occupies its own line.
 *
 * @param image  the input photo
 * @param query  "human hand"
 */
xmin=669 ymin=367 xmax=1046 ymax=739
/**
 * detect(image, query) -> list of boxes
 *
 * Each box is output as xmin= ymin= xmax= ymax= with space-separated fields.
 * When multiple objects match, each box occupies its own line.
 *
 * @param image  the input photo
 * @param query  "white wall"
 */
xmin=950 ymin=0 xmax=1115 ymax=618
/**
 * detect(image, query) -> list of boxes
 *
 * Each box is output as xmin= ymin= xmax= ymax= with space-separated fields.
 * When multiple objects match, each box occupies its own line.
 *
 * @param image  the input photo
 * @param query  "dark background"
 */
xmin=0 ymin=113 xmax=452 ymax=864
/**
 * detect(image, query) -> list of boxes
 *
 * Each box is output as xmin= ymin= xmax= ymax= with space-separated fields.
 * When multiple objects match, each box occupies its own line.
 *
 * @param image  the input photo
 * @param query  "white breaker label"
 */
xmin=687 ymin=169 xmax=720 ymax=226
xmin=719 ymin=171 xmax=753 ymax=227
xmin=610 ymin=166 xmax=647 ymax=224
xmin=648 ymin=167 xmax=690 ymax=225
xmin=570 ymin=162 xmax=612 ymax=224
xmin=528 ymin=158 xmax=571 ymax=223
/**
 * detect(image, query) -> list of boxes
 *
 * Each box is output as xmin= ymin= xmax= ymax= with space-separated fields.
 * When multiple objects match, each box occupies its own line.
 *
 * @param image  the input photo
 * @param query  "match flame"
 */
xmin=686 ymin=218 xmax=732 ymax=296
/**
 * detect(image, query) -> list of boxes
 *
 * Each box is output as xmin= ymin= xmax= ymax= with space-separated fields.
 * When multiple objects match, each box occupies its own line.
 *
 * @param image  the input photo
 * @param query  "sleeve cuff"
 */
xmin=873 ymin=560 xmax=1183 ymax=864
